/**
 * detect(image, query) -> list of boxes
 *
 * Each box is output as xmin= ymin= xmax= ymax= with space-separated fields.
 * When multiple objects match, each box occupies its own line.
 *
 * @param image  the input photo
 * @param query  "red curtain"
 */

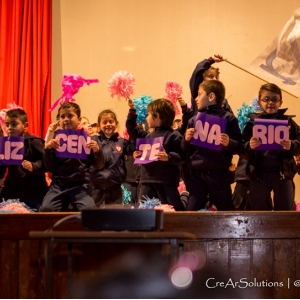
xmin=0 ymin=0 xmax=52 ymax=138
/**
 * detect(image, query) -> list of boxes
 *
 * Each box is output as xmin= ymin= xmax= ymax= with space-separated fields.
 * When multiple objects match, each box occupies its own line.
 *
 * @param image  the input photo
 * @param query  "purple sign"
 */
xmin=134 ymin=137 xmax=164 ymax=164
xmin=190 ymin=113 xmax=227 ymax=151
xmin=0 ymin=136 xmax=24 ymax=165
xmin=55 ymin=129 xmax=91 ymax=159
xmin=253 ymin=119 xmax=289 ymax=150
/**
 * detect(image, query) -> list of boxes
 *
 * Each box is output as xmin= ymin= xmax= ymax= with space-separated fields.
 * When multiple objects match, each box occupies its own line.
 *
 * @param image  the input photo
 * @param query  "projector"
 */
xmin=81 ymin=208 xmax=164 ymax=231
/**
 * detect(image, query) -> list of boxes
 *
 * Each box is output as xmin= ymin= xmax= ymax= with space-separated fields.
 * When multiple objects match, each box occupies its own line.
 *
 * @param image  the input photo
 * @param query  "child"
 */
xmin=89 ymin=109 xmax=135 ymax=206
xmin=40 ymin=102 xmax=104 ymax=212
xmin=242 ymin=83 xmax=300 ymax=211
xmin=126 ymin=98 xmax=186 ymax=211
xmin=182 ymin=80 xmax=242 ymax=211
xmin=0 ymin=108 xmax=48 ymax=210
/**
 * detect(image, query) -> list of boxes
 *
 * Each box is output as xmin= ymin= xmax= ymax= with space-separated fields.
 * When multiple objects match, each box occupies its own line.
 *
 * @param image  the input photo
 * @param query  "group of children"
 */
xmin=1 ymin=54 xmax=300 ymax=212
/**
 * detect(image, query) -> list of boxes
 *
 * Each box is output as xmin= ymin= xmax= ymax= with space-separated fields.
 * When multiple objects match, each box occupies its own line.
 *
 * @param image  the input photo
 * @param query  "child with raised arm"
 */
xmin=40 ymin=102 xmax=104 ymax=212
xmin=242 ymin=83 xmax=300 ymax=210
xmin=0 ymin=108 xmax=48 ymax=210
xmin=126 ymin=98 xmax=186 ymax=211
xmin=182 ymin=80 xmax=242 ymax=211
xmin=89 ymin=109 xmax=135 ymax=206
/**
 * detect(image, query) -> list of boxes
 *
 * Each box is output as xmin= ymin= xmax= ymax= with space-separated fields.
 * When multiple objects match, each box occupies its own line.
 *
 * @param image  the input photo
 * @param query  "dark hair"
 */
xmin=203 ymin=67 xmax=220 ymax=79
xmin=6 ymin=109 xmax=28 ymax=123
xmin=58 ymin=102 xmax=81 ymax=117
xmin=147 ymin=98 xmax=175 ymax=127
xmin=97 ymin=109 xmax=118 ymax=124
xmin=200 ymin=80 xmax=225 ymax=105
xmin=258 ymin=83 xmax=282 ymax=100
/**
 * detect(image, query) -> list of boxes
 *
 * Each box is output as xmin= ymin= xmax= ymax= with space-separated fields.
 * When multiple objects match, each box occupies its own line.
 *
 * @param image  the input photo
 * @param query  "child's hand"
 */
xmin=128 ymin=99 xmax=135 ymax=109
xmin=133 ymin=151 xmax=141 ymax=159
xmin=213 ymin=54 xmax=227 ymax=62
xmin=22 ymin=160 xmax=33 ymax=172
xmin=280 ymin=139 xmax=291 ymax=150
xmin=177 ymin=97 xmax=186 ymax=106
xmin=156 ymin=148 xmax=169 ymax=161
xmin=86 ymin=140 xmax=100 ymax=152
xmin=45 ymin=139 xmax=59 ymax=149
xmin=48 ymin=121 xmax=60 ymax=132
xmin=220 ymin=133 xmax=229 ymax=147
xmin=250 ymin=137 xmax=261 ymax=149
xmin=295 ymin=155 xmax=300 ymax=164
xmin=185 ymin=128 xmax=196 ymax=141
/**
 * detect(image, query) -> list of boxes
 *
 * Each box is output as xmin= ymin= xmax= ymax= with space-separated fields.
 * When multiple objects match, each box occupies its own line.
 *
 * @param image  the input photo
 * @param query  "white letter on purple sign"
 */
xmin=253 ymin=125 xmax=267 ymax=144
xmin=56 ymin=133 xmax=67 ymax=152
xmin=138 ymin=144 xmax=151 ymax=160
xmin=194 ymin=120 xmax=210 ymax=141
xmin=10 ymin=142 xmax=23 ymax=159
xmin=149 ymin=143 xmax=160 ymax=160
xmin=67 ymin=135 xmax=78 ymax=154
xmin=77 ymin=135 xmax=91 ymax=155
xmin=207 ymin=124 xmax=221 ymax=145
xmin=275 ymin=126 xmax=289 ymax=143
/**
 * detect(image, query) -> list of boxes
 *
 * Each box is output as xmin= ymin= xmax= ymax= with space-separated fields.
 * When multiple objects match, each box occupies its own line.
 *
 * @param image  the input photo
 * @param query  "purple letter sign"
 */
xmin=0 ymin=136 xmax=24 ymax=165
xmin=55 ymin=130 xmax=91 ymax=159
xmin=253 ymin=119 xmax=289 ymax=150
xmin=134 ymin=137 xmax=164 ymax=164
xmin=190 ymin=113 xmax=227 ymax=151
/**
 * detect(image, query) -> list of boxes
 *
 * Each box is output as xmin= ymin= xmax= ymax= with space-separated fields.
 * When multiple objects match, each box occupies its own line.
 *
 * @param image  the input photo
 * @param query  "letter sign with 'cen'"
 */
xmin=55 ymin=129 xmax=91 ymax=159
xmin=253 ymin=119 xmax=289 ymax=150
xmin=134 ymin=137 xmax=164 ymax=164
xmin=190 ymin=112 xmax=227 ymax=150
xmin=0 ymin=136 xmax=24 ymax=165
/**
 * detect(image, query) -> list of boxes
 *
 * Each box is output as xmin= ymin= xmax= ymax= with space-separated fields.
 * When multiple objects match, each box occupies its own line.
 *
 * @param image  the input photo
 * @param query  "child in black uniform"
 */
xmin=89 ymin=109 xmax=135 ymax=206
xmin=126 ymin=98 xmax=186 ymax=211
xmin=0 ymin=108 xmax=48 ymax=210
xmin=182 ymin=80 xmax=242 ymax=211
xmin=242 ymin=83 xmax=300 ymax=210
xmin=40 ymin=102 xmax=104 ymax=212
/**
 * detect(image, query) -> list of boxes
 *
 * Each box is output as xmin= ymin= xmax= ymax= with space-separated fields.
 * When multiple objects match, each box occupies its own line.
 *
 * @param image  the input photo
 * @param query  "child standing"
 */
xmin=0 ymin=108 xmax=48 ymax=210
xmin=242 ymin=83 xmax=300 ymax=210
xmin=182 ymin=80 xmax=242 ymax=211
xmin=40 ymin=102 xmax=104 ymax=212
xmin=126 ymin=98 xmax=186 ymax=211
xmin=89 ymin=109 xmax=135 ymax=206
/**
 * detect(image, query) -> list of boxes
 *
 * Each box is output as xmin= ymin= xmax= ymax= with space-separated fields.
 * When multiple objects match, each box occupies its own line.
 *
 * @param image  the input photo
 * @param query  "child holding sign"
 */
xmin=182 ymin=80 xmax=242 ymax=211
xmin=0 ymin=108 xmax=48 ymax=210
xmin=89 ymin=109 xmax=135 ymax=206
xmin=126 ymin=98 xmax=186 ymax=211
xmin=40 ymin=102 xmax=104 ymax=212
xmin=242 ymin=83 xmax=300 ymax=210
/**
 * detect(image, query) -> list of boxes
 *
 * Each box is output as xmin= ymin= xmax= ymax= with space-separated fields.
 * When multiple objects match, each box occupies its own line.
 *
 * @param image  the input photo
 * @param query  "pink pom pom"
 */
xmin=296 ymin=203 xmax=300 ymax=211
xmin=107 ymin=71 xmax=135 ymax=100
xmin=155 ymin=204 xmax=175 ymax=212
xmin=1 ymin=203 xmax=31 ymax=213
xmin=49 ymin=74 xmax=99 ymax=112
xmin=0 ymin=103 xmax=24 ymax=136
xmin=165 ymin=80 xmax=182 ymax=115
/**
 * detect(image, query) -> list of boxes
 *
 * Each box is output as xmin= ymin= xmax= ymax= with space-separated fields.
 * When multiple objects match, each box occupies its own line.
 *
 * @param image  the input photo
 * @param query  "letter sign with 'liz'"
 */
xmin=190 ymin=112 xmax=227 ymax=150
xmin=0 ymin=136 xmax=24 ymax=165
xmin=134 ymin=137 xmax=164 ymax=164
xmin=55 ymin=130 xmax=91 ymax=159
xmin=253 ymin=119 xmax=289 ymax=150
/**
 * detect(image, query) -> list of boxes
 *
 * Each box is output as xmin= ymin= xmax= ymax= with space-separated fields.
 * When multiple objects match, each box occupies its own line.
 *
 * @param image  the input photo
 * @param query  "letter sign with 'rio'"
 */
xmin=253 ymin=119 xmax=289 ymax=150
xmin=134 ymin=137 xmax=164 ymax=164
xmin=190 ymin=112 xmax=227 ymax=150
xmin=55 ymin=129 xmax=91 ymax=159
xmin=0 ymin=136 xmax=24 ymax=165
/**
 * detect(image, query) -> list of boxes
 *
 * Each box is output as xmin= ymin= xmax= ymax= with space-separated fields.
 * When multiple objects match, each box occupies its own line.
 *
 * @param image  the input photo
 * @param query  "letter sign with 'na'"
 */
xmin=55 ymin=129 xmax=91 ymax=159
xmin=190 ymin=112 xmax=227 ymax=150
xmin=134 ymin=137 xmax=164 ymax=164
xmin=0 ymin=136 xmax=24 ymax=165
xmin=253 ymin=119 xmax=289 ymax=150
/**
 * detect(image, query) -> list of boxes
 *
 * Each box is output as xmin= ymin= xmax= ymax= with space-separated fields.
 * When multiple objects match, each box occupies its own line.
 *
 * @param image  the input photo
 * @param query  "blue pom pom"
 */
xmin=121 ymin=185 xmax=131 ymax=205
xmin=236 ymin=103 xmax=256 ymax=131
xmin=133 ymin=95 xmax=153 ymax=124
xmin=250 ymin=95 xmax=261 ymax=112
xmin=138 ymin=195 xmax=160 ymax=209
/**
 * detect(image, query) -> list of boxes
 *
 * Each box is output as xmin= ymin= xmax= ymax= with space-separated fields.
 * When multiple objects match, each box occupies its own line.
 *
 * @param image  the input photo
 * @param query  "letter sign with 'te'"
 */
xmin=134 ymin=137 xmax=164 ymax=164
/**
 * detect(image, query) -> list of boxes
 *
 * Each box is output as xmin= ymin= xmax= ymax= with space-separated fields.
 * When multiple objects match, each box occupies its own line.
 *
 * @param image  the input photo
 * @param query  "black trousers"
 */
xmin=138 ymin=183 xmax=185 ymax=211
xmin=248 ymin=171 xmax=295 ymax=211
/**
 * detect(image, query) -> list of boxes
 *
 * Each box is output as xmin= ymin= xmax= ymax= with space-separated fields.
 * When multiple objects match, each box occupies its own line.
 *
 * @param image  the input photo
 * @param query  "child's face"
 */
xmin=99 ymin=113 xmax=117 ymax=138
xmin=258 ymin=91 xmax=282 ymax=114
xmin=5 ymin=117 xmax=27 ymax=136
xmin=204 ymin=69 xmax=219 ymax=81
xmin=195 ymin=87 xmax=215 ymax=110
xmin=59 ymin=107 xmax=81 ymax=130
xmin=80 ymin=117 xmax=93 ymax=135
xmin=146 ymin=112 xmax=161 ymax=129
